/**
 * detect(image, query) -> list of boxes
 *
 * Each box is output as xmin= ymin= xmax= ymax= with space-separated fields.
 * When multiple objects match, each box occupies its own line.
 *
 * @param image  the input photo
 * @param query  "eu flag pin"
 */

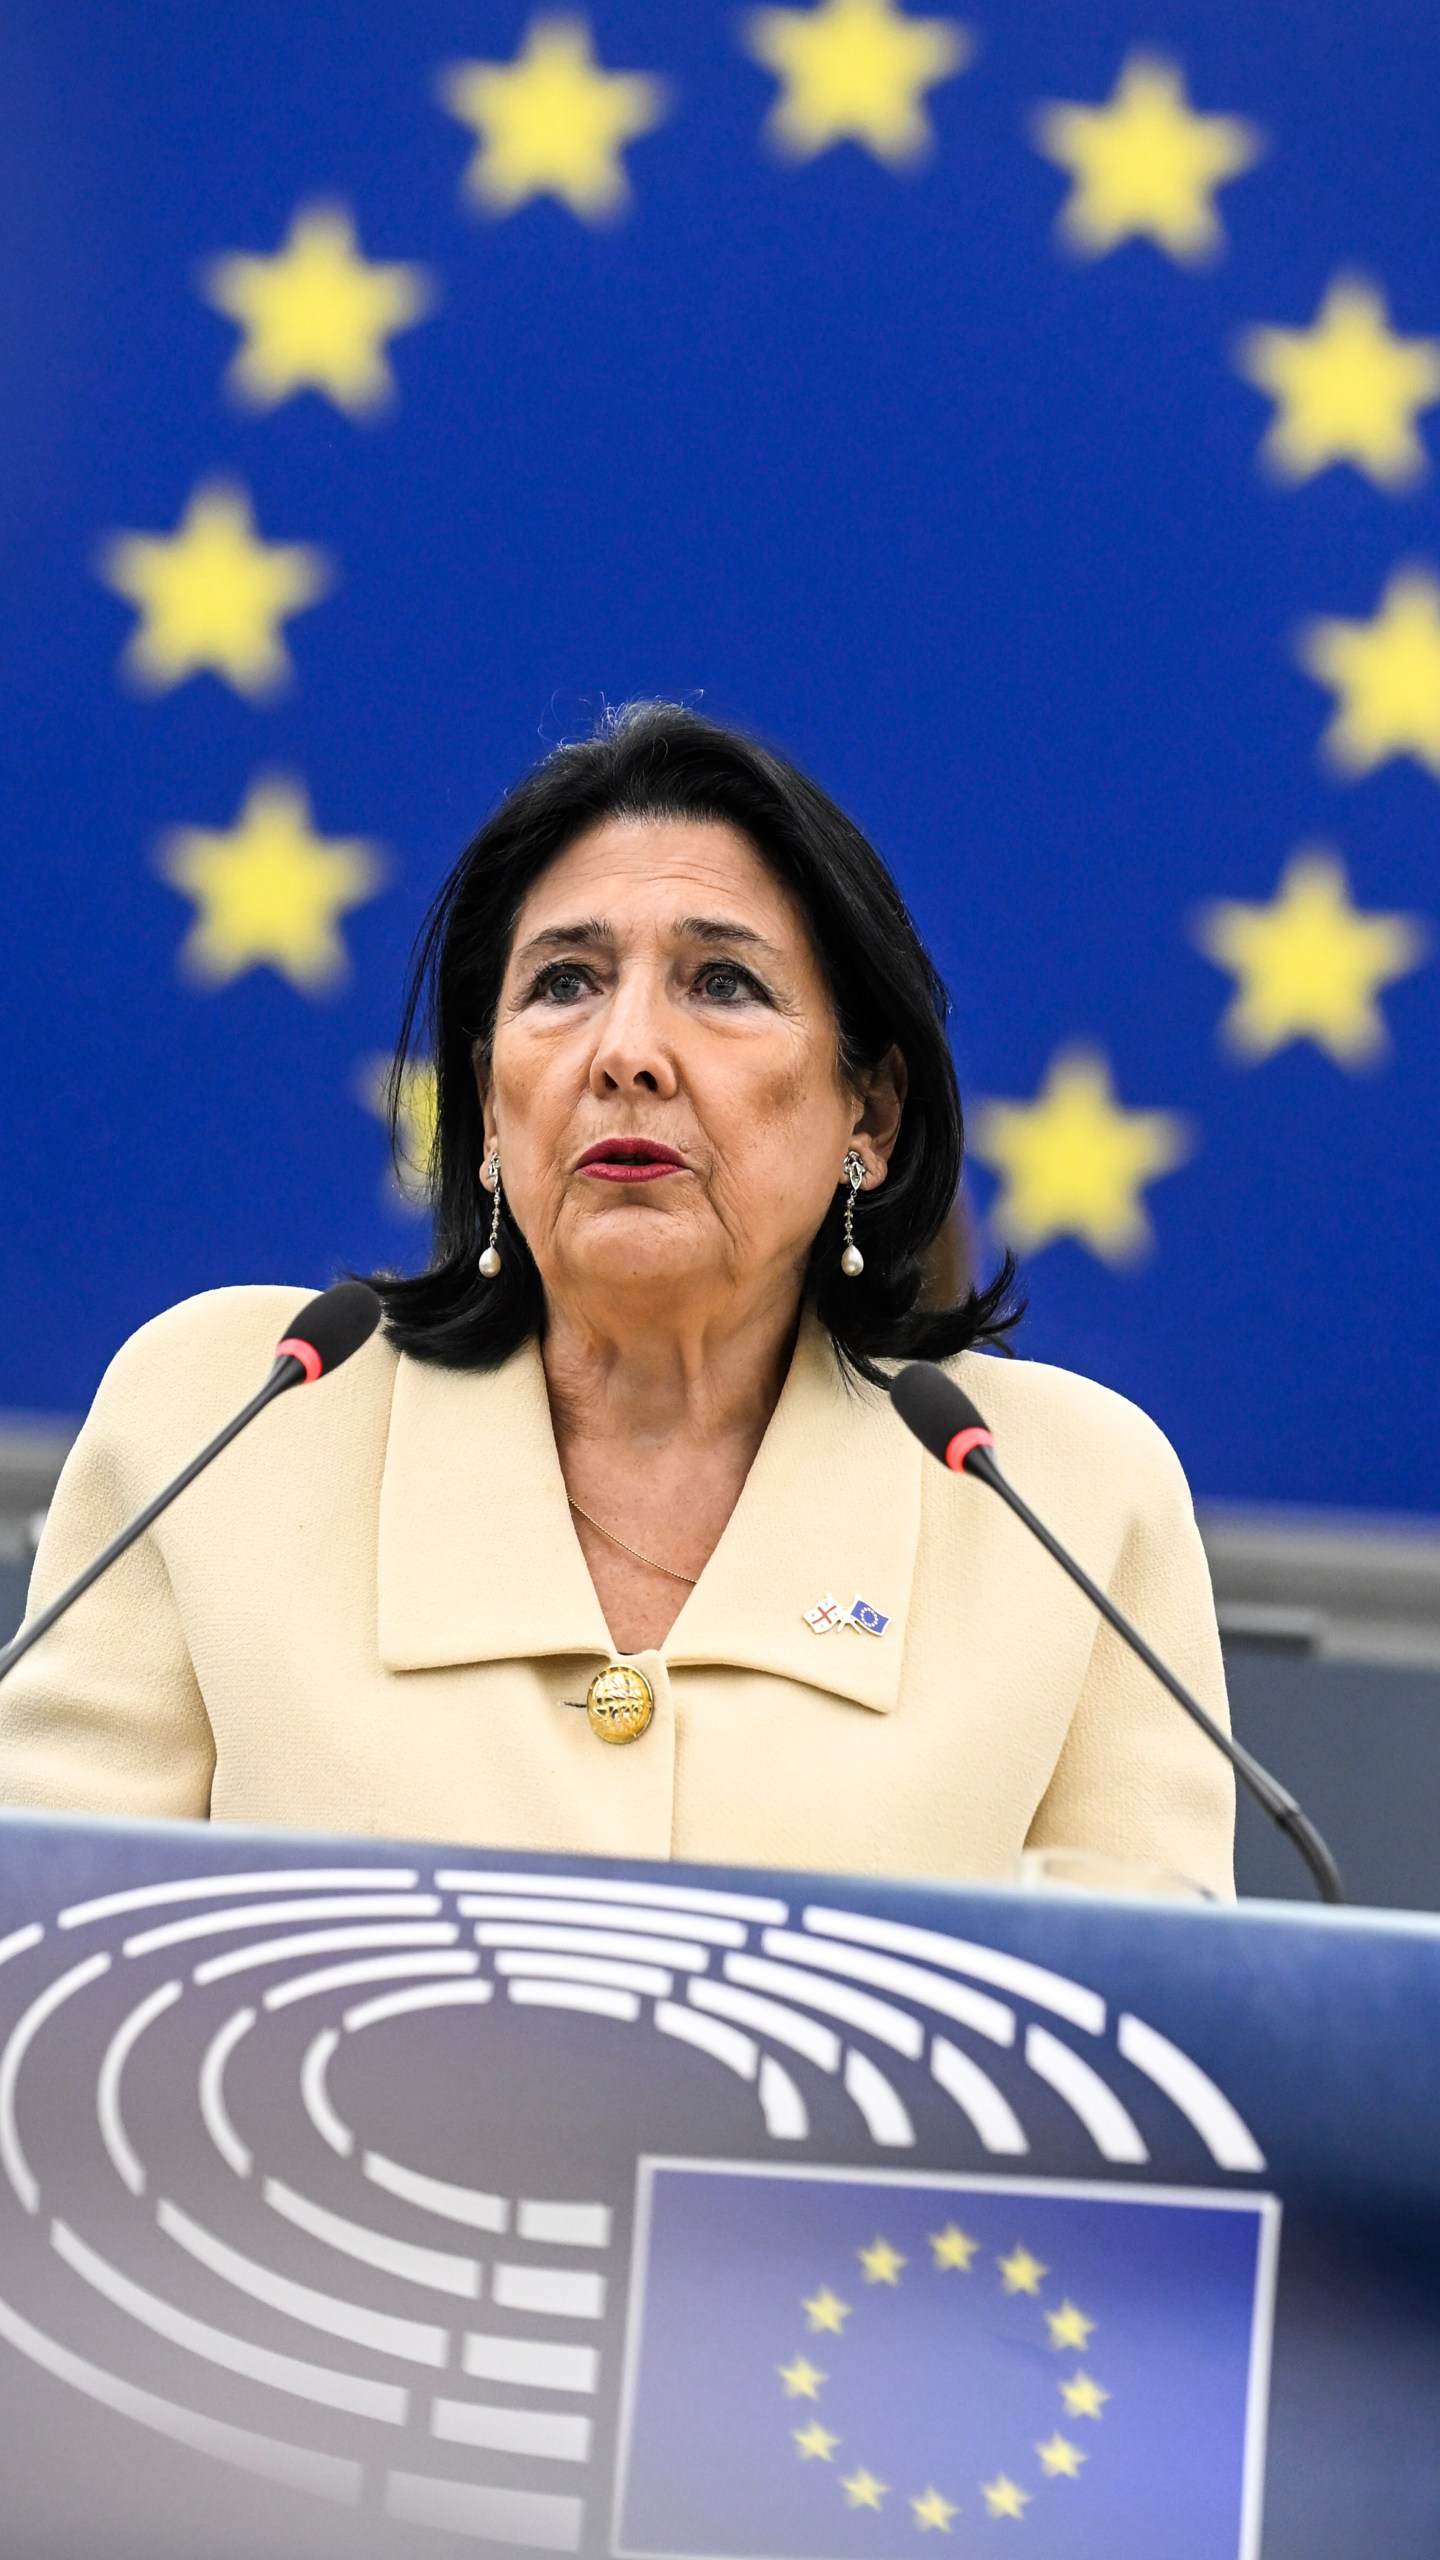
xmin=845 ymin=1596 xmax=890 ymax=1638
xmin=803 ymin=1594 xmax=844 ymax=1634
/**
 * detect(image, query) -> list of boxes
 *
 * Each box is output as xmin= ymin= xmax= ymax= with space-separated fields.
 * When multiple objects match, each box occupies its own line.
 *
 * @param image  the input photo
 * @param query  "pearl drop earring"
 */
xmin=841 ymin=1150 xmax=866 ymax=1278
xmin=478 ymin=1149 xmax=502 ymax=1278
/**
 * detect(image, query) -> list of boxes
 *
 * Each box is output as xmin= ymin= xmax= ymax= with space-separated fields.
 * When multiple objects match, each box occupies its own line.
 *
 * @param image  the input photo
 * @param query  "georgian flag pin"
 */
xmin=803 ymin=1594 xmax=844 ymax=1634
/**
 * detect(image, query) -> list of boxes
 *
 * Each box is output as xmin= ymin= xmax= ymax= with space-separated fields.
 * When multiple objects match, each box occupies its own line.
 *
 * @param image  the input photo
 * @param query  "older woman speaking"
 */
xmin=0 ymin=705 xmax=1232 ymax=1891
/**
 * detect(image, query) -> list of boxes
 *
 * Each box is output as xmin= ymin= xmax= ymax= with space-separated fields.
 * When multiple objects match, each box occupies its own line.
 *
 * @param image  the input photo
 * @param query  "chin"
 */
xmin=562 ymin=1215 xmax=707 ymax=1290
xmin=576 ymin=1241 xmax=707 ymax=1290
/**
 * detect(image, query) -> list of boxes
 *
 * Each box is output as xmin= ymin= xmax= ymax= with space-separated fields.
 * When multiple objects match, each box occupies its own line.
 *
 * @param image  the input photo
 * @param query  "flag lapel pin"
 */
xmin=845 ymin=1596 xmax=890 ymax=1637
xmin=803 ymin=1594 xmax=844 ymax=1634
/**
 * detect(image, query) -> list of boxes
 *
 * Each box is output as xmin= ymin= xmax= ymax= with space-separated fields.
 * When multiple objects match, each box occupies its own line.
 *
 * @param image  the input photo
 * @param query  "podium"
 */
xmin=0 ymin=1807 xmax=1434 ymax=2560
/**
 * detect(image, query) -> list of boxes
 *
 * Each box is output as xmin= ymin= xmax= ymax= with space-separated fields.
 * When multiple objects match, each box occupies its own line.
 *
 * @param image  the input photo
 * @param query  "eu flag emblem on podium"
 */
xmin=614 ymin=2165 xmax=1277 ymax=2559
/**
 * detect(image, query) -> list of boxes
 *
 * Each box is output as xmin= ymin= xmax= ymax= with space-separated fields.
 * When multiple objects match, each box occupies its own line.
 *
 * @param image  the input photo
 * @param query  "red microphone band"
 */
xmin=274 ymin=1337 xmax=324 ymax=1385
xmin=945 ymin=1425 xmax=995 ymax=1473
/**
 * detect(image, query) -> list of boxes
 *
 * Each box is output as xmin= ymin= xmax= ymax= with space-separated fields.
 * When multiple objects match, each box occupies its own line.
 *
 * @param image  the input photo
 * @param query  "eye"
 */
xmin=528 ymin=961 xmax=593 ymax=1005
xmin=696 ymin=960 xmax=766 ymax=1005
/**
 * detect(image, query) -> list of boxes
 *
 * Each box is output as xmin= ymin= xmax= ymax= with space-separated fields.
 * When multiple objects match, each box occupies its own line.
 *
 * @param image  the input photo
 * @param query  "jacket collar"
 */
xmin=376 ymin=1312 xmax=922 ymax=1713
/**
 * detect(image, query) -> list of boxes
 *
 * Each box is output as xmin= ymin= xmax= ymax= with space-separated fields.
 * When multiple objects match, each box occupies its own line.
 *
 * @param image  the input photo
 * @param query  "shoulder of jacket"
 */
xmin=943 ymin=1349 xmax=1190 ymax=1491
xmin=93 ymin=1284 xmax=394 ymax=1423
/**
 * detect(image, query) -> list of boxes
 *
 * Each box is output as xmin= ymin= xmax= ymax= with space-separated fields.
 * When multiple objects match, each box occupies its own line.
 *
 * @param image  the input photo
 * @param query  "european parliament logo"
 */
xmin=614 ymin=2164 xmax=1277 ymax=2560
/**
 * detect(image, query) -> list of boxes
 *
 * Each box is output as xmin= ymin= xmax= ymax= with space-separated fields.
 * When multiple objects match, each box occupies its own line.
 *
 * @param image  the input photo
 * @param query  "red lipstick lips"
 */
xmin=577 ymin=1138 xmax=687 ymax=1184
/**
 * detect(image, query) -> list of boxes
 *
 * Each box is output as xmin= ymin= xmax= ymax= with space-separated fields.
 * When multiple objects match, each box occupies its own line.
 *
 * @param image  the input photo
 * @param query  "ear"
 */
xmin=848 ymin=1045 xmax=907 ymax=1188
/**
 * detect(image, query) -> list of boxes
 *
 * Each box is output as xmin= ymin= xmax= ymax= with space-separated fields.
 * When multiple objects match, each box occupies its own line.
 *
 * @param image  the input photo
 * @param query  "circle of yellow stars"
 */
xmin=776 ymin=2222 xmax=1107 ymax=2527
xmin=92 ymin=1 xmax=1434 ymax=1243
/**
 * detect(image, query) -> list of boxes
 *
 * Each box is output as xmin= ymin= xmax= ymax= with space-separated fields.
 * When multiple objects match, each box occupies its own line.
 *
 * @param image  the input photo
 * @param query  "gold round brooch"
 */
xmin=585 ymin=1663 xmax=655 ymax=1744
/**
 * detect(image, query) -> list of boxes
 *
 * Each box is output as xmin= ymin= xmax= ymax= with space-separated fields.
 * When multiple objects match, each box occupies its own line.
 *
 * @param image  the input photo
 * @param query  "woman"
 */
xmin=0 ymin=704 xmax=1232 ymax=1889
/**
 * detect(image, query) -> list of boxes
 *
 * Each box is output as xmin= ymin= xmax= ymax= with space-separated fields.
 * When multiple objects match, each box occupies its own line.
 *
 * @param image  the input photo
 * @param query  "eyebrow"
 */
xmin=512 ymin=918 xmax=609 ymax=964
xmin=675 ymin=915 xmax=779 ymax=954
xmin=513 ymin=914 xmax=782 ymax=964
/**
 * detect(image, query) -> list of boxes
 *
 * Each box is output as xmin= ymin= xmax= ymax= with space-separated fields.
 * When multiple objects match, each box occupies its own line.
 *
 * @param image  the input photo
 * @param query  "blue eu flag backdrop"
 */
xmin=615 ymin=2165 xmax=1277 ymax=2559
xmin=6 ymin=3 xmax=1440 ymax=1507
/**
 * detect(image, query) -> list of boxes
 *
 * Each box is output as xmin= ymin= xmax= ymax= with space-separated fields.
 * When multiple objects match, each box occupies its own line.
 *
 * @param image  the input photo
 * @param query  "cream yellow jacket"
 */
xmin=0 ymin=1287 xmax=1234 ymax=1892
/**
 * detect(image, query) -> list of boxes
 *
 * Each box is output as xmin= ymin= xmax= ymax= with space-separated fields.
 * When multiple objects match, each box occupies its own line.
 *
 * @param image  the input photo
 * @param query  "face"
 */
xmin=478 ymin=817 xmax=905 ymax=1329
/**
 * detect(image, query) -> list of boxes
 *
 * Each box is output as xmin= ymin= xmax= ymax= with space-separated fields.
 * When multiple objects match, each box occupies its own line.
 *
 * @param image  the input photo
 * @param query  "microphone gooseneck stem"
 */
xmin=966 ymin=1447 xmax=1346 ymax=1907
xmin=0 ymin=1356 xmax=305 ymax=1688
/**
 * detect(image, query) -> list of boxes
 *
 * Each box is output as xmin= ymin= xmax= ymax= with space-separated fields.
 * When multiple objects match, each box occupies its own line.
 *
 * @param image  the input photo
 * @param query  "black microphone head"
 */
xmin=889 ymin=1363 xmax=993 ymax=1469
xmin=275 ymin=1282 xmax=382 ymax=1383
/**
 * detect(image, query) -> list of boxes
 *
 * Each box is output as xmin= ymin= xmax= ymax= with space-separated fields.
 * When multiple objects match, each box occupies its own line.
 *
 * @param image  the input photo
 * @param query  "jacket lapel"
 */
xmin=377 ymin=1337 xmax=610 ymax=1672
xmin=377 ymin=1314 xmax=922 ymax=1712
xmin=664 ymin=1315 xmax=921 ymax=1713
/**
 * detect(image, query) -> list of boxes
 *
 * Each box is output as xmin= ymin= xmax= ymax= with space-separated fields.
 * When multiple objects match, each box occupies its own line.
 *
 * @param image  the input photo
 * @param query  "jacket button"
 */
xmin=585 ymin=1664 xmax=655 ymax=1744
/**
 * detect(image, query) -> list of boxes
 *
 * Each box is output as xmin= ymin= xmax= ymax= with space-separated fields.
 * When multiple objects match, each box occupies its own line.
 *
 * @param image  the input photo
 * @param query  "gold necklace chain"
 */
xmin=566 ymin=1495 xmax=699 ymax=1587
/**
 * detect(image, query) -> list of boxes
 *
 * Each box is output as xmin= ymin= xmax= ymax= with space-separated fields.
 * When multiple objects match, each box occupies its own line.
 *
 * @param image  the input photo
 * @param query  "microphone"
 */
xmin=0 ymin=1282 xmax=382 ymax=1688
xmin=889 ymin=1362 xmax=1345 ymax=1906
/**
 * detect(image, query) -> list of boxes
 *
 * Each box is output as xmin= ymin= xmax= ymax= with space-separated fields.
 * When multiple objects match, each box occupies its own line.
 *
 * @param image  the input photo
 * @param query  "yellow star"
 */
xmin=803 ymin=2285 xmax=852 ymax=2333
xmin=1059 ymin=2370 xmax=1110 ymax=2421
xmin=97 ymin=481 xmax=331 ymax=700
xmin=981 ymin=2474 xmax=1032 ymax=2520
xmin=438 ymin=13 xmax=670 ymax=222
xmin=972 ymin=1049 xmax=1191 ymax=1265
xmin=1044 ymin=2299 xmax=1096 ymax=2352
xmin=996 ymin=2244 xmax=1048 ymax=2296
xmin=778 ymin=2353 xmax=827 ymax=2398
xmin=840 ymin=2467 xmax=889 ymax=2509
xmin=911 ymin=2484 xmax=960 ymax=2530
xmin=929 ymin=2223 xmax=980 ymax=2272
xmin=1036 ymin=2432 xmax=1087 ymax=2480
xmin=157 ymin=776 xmax=383 ymax=995
xmin=1236 ymin=273 xmax=1440 ymax=491
xmin=794 ymin=2418 xmax=841 ymax=2459
xmin=201 ymin=203 xmax=436 ymax=419
xmin=858 ymin=2235 xmax=907 ymax=2285
xmin=1299 ymin=564 xmax=1440 ymax=779
xmin=1195 ymin=848 xmax=1425 ymax=1069
xmin=1032 ymin=51 xmax=1264 ymax=264
xmin=741 ymin=0 xmax=972 ymax=170
xmin=362 ymin=1054 xmax=438 ymax=1211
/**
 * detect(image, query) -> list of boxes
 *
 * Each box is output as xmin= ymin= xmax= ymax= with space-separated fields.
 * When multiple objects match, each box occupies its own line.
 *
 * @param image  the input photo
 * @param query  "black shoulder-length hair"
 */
xmin=373 ymin=702 xmax=1019 ymax=1383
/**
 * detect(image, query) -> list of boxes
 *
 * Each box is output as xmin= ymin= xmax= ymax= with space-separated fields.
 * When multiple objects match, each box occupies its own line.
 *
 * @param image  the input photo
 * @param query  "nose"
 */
xmin=587 ymin=966 xmax=680 ymax=1100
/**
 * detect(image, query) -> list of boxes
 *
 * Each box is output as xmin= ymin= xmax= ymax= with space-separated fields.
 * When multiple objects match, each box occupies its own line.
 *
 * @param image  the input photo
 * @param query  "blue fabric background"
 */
xmin=2 ymin=2 xmax=1436 ymax=1505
